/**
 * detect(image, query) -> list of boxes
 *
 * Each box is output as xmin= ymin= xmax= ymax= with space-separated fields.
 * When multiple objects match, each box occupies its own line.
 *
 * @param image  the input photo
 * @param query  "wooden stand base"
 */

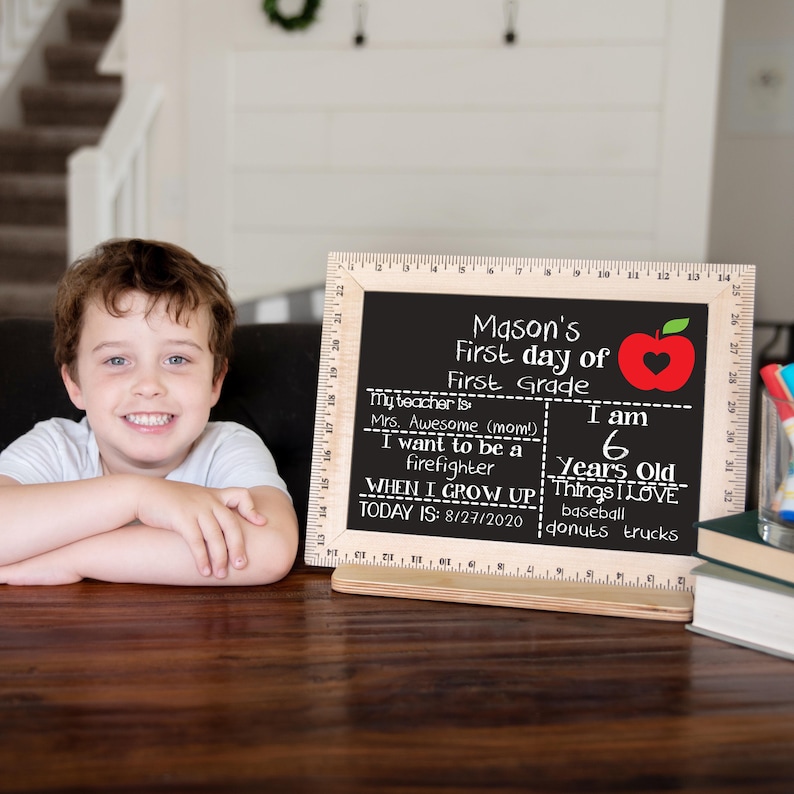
xmin=331 ymin=564 xmax=693 ymax=622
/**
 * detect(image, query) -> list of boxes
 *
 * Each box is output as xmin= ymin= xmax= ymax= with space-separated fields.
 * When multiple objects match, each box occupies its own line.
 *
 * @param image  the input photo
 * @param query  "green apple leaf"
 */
xmin=662 ymin=318 xmax=690 ymax=336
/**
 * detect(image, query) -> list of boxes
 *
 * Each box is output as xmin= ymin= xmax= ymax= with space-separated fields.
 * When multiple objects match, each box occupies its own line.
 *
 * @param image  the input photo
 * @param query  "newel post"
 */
xmin=67 ymin=146 xmax=113 ymax=264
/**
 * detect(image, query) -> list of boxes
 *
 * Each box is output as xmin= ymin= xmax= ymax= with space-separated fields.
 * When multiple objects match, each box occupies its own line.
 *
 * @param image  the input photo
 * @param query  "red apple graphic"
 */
xmin=618 ymin=318 xmax=696 ymax=392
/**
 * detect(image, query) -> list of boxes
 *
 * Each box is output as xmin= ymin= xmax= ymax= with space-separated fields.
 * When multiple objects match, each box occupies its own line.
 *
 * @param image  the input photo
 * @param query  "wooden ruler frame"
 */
xmin=305 ymin=254 xmax=755 ymax=620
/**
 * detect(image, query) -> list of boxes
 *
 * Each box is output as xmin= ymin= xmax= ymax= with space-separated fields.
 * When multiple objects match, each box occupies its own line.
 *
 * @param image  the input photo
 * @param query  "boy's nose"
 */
xmin=132 ymin=368 xmax=166 ymax=397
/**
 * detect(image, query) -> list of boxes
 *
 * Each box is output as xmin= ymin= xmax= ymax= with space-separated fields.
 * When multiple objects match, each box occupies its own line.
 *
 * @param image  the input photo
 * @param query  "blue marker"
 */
xmin=779 ymin=362 xmax=794 ymax=401
xmin=760 ymin=363 xmax=794 ymax=521
xmin=772 ymin=364 xmax=794 ymax=520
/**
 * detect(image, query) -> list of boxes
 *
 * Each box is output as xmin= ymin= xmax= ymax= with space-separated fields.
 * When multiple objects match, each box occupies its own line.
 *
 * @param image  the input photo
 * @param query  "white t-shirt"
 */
xmin=0 ymin=417 xmax=289 ymax=495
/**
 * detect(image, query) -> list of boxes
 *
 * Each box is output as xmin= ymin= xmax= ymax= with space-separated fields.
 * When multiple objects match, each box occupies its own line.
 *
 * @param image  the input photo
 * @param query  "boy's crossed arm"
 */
xmin=0 ymin=475 xmax=298 ymax=586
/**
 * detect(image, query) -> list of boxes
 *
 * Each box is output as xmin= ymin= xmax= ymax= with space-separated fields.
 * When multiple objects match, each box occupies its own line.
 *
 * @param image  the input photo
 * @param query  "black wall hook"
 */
xmin=504 ymin=0 xmax=518 ymax=44
xmin=354 ymin=1 xmax=368 ymax=46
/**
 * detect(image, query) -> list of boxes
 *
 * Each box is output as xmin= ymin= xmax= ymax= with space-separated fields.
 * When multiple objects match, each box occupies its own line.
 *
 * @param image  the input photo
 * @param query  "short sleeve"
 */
xmin=167 ymin=422 xmax=290 ymax=496
xmin=0 ymin=418 xmax=101 ymax=484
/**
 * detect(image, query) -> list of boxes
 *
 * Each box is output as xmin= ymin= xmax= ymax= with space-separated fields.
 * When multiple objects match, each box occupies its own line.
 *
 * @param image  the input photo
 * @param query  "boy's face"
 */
xmin=61 ymin=291 xmax=226 ymax=477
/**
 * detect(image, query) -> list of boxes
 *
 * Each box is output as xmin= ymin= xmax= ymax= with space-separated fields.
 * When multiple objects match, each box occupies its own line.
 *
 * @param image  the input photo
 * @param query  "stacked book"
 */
xmin=688 ymin=510 xmax=794 ymax=660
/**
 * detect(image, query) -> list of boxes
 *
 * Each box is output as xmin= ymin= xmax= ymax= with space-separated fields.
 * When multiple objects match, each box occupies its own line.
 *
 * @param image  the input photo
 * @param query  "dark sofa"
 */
xmin=0 ymin=318 xmax=322 ymax=545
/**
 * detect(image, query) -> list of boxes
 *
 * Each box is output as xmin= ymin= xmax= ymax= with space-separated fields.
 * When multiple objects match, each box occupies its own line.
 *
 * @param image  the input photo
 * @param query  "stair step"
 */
xmin=0 ymin=226 xmax=67 ymax=283
xmin=0 ymin=0 xmax=122 ymax=318
xmin=21 ymin=83 xmax=121 ymax=127
xmin=67 ymin=5 xmax=121 ymax=43
xmin=45 ymin=43 xmax=121 ymax=84
xmin=0 ymin=175 xmax=66 ymax=225
xmin=0 ymin=126 xmax=103 ymax=174
xmin=0 ymin=282 xmax=58 ymax=319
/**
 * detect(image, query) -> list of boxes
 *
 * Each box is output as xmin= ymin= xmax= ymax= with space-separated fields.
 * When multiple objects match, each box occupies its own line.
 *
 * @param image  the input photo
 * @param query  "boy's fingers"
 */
xmin=240 ymin=507 xmax=267 ymax=526
xmin=217 ymin=510 xmax=248 ymax=571
xmin=184 ymin=528 xmax=213 ymax=577
xmin=221 ymin=488 xmax=267 ymax=526
xmin=199 ymin=515 xmax=231 ymax=579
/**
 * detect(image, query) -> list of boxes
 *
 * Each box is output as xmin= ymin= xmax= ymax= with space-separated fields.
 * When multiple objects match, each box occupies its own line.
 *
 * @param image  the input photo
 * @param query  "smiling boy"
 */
xmin=0 ymin=239 xmax=298 ymax=586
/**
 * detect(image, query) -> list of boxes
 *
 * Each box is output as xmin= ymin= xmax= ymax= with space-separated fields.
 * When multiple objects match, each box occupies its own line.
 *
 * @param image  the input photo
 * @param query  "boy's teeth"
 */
xmin=126 ymin=413 xmax=173 ymax=426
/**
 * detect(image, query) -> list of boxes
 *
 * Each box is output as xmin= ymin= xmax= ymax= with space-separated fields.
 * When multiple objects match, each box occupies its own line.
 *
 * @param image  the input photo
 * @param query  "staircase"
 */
xmin=0 ymin=0 xmax=121 ymax=319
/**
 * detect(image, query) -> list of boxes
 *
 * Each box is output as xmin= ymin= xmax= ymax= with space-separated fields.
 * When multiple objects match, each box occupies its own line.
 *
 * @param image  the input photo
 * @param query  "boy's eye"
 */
xmin=107 ymin=356 xmax=127 ymax=366
xmin=166 ymin=355 xmax=187 ymax=365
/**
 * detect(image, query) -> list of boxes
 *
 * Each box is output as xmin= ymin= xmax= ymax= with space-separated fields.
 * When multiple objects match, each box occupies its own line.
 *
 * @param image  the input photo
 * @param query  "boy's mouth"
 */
xmin=124 ymin=413 xmax=175 ymax=427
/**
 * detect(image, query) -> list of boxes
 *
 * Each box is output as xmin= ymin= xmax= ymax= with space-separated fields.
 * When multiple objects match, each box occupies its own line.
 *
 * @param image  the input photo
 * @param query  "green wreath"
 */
xmin=263 ymin=0 xmax=321 ymax=31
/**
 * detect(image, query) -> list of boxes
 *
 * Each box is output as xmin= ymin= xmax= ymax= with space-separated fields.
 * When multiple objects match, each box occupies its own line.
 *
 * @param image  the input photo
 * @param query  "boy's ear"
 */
xmin=61 ymin=365 xmax=86 ymax=410
xmin=210 ymin=360 xmax=228 ymax=407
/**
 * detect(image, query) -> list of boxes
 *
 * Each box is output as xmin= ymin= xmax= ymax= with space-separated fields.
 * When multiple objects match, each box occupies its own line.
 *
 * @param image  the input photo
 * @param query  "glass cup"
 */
xmin=758 ymin=387 xmax=794 ymax=551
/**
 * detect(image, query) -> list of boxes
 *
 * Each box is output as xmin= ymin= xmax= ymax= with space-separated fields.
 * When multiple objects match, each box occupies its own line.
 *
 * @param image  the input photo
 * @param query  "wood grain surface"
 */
xmin=0 ymin=563 xmax=792 ymax=792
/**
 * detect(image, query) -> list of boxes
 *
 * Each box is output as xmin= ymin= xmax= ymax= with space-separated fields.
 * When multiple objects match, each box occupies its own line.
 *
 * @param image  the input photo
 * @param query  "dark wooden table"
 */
xmin=1 ymin=562 xmax=792 ymax=793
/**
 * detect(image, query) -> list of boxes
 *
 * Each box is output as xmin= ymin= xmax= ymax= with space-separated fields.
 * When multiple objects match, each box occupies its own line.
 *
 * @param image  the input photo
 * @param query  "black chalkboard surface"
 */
xmin=306 ymin=254 xmax=756 ymax=619
xmin=348 ymin=292 xmax=707 ymax=556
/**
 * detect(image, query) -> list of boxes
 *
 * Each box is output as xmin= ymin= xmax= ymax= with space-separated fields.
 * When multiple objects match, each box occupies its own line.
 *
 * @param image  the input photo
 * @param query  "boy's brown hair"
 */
xmin=54 ymin=238 xmax=236 ymax=382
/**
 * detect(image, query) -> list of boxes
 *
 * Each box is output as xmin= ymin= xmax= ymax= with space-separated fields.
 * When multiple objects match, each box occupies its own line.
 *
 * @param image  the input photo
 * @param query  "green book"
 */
xmin=694 ymin=510 xmax=794 ymax=586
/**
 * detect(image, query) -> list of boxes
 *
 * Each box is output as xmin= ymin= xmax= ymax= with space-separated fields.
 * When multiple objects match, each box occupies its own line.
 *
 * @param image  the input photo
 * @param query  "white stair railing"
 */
xmin=0 ymin=0 xmax=61 ymax=98
xmin=0 ymin=0 xmax=56 ymax=68
xmin=67 ymin=81 xmax=164 ymax=262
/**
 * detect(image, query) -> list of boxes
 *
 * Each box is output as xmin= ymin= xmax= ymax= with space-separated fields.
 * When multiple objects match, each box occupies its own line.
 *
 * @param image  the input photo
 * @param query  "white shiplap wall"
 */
xmin=125 ymin=0 xmax=724 ymax=306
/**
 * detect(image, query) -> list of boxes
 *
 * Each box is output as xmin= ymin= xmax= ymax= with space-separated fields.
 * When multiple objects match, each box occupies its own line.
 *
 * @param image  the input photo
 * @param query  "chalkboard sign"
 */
xmin=306 ymin=254 xmax=755 ymax=619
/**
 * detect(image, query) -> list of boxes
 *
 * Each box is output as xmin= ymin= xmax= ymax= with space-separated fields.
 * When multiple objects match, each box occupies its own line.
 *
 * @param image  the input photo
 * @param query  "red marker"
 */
xmin=760 ymin=363 xmax=794 ymax=422
xmin=760 ymin=363 xmax=794 ymax=520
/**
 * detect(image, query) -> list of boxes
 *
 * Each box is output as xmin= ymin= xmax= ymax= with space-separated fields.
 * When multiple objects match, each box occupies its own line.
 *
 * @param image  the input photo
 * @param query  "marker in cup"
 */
xmin=759 ymin=363 xmax=794 ymax=521
xmin=778 ymin=362 xmax=794 ymax=399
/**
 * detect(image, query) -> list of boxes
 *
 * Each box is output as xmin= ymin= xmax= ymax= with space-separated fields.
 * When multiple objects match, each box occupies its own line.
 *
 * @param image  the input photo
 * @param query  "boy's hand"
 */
xmin=134 ymin=480 xmax=267 ymax=578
